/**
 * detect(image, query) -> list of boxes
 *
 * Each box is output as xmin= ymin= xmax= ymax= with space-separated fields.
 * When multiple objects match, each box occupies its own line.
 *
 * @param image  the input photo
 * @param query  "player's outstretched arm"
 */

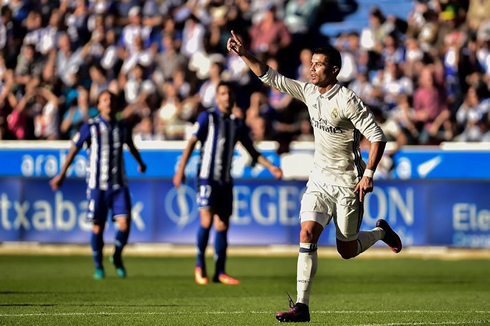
xmin=173 ymin=136 xmax=198 ymax=189
xmin=127 ymin=141 xmax=146 ymax=173
xmin=354 ymin=141 xmax=386 ymax=202
xmin=239 ymin=136 xmax=283 ymax=180
xmin=50 ymin=145 xmax=80 ymax=191
xmin=257 ymin=155 xmax=283 ymax=180
xmin=227 ymin=30 xmax=268 ymax=77
xmin=228 ymin=30 xmax=306 ymax=103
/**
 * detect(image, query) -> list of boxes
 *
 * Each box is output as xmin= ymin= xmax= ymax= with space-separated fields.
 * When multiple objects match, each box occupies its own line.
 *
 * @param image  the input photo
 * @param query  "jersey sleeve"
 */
xmin=72 ymin=122 xmax=91 ymax=148
xmin=259 ymin=67 xmax=308 ymax=103
xmin=344 ymin=95 xmax=387 ymax=143
xmin=192 ymin=111 xmax=209 ymax=142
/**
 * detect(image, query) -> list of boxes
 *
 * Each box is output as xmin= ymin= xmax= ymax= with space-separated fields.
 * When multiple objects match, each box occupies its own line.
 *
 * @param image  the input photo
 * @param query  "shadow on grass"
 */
xmin=0 ymin=303 xmax=202 ymax=307
xmin=0 ymin=291 xmax=101 ymax=295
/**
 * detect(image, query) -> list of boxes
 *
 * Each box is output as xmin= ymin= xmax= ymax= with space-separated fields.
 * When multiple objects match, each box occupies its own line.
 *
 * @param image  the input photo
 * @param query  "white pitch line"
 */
xmin=360 ymin=321 xmax=490 ymax=326
xmin=1 ymin=311 xmax=490 ymax=318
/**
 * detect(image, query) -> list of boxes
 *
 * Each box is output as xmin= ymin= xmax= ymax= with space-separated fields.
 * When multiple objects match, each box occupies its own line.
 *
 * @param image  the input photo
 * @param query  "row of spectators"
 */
xmin=0 ymin=0 xmax=490 ymax=152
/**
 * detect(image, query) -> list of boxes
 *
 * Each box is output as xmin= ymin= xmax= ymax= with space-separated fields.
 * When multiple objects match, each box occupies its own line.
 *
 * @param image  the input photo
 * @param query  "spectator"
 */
xmin=119 ymin=6 xmax=151 ymax=53
xmin=39 ymin=9 xmax=62 ymax=57
xmin=15 ymin=44 xmax=43 ymax=88
xmin=60 ymin=87 xmax=97 ymax=138
xmin=296 ymin=48 xmax=312 ymax=82
xmin=120 ymin=35 xmax=154 ymax=75
xmin=284 ymin=0 xmax=320 ymax=35
xmin=360 ymin=7 xmax=393 ymax=51
xmin=198 ymin=61 xmax=223 ymax=109
xmin=89 ymin=64 xmax=110 ymax=106
xmin=23 ymin=12 xmax=43 ymax=51
xmin=56 ymin=33 xmax=94 ymax=87
xmin=249 ymin=5 xmax=291 ymax=59
xmin=181 ymin=15 xmax=205 ymax=58
xmin=133 ymin=115 xmax=165 ymax=141
xmin=413 ymin=66 xmax=450 ymax=143
xmin=154 ymin=34 xmax=187 ymax=85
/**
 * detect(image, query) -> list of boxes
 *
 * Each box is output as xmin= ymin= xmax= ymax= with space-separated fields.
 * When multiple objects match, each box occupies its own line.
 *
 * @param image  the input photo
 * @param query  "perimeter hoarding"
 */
xmin=1 ymin=178 xmax=489 ymax=248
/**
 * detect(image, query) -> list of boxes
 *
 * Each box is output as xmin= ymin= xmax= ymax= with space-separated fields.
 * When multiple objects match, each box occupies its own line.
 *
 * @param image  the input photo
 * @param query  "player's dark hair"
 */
xmin=97 ymin=90 xmax=117 ymax=109
xmin=314 ymin=46 xmax=342 ymax=72
xmin=217 ymin=81 xmax=234 ymax=92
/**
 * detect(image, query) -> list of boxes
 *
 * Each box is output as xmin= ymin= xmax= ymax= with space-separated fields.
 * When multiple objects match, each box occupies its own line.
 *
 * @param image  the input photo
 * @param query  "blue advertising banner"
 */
xmin=0 ymin=141 xmax=489 ymax=180
xmin=1 ymin=178 xmax=488 ymax=247
xmin=0 ymin=179 xmax=22 ymax=242
xmin=0 ymin=142 xmax=280 ymax=180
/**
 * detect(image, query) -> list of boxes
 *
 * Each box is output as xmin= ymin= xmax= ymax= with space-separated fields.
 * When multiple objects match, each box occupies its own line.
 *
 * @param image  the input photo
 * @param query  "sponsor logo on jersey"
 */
xmin=310 ymin=117 xmax=344 ymax=134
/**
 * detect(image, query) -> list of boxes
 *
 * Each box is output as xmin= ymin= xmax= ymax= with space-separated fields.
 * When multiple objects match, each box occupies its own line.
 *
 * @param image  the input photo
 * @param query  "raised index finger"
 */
xmin=231 ymin=30 xmax=239 ymax=43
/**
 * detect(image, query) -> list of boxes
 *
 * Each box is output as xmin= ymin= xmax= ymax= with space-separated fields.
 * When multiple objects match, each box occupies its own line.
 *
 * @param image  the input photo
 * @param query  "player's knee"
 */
xmin=299 ymin=228 xmax=315 ymax=243
xmin=118 ymin=223 xmax=129 ymax=232
xmin=337 ymin=247 xmax=357 ymax=260
xmin=92 ymin=224 xmax=103 ymax=234
xmin=214 ymin=223 xmax=228 ymax=232
xmin=200 ymin=220 xmax=212 ymax=229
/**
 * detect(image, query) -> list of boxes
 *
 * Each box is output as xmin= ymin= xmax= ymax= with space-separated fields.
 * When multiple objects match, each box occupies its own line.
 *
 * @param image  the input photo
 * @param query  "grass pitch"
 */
xmin=1 ymin=254 xmax=490 ymax=325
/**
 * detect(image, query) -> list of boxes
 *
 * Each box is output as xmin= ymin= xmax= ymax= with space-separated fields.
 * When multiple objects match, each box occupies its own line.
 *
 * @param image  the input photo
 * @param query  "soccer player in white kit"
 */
xmin=227 ymin=31 xmax=402 ymax=323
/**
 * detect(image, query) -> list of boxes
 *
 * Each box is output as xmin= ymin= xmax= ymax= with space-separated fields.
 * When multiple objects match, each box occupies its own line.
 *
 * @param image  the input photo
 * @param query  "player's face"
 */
xmin=310 ymin=54 xmax=338 ymax=87
xmin=216 ymin=85 xmax=235 ymax=114
xmin=98 ymin=92 xmax=114 ymax=116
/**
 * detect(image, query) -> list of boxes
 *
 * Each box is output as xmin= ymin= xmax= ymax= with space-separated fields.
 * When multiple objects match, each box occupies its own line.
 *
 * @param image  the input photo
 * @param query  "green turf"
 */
xmin=1 ymin=255 xmax=490 ymax=325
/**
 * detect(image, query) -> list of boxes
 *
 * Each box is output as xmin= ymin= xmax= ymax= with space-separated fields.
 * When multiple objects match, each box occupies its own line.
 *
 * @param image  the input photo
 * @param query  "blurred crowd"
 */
xmin=0 ymin=0 xmax=489 ymax=151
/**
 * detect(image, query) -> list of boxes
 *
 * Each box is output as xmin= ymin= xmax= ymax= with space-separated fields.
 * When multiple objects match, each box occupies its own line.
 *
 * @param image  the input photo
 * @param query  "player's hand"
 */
xmin=227 ymin=30 xmax=245 ymax=56
xmin=269 ymin=165 xmax=283 ymax=179
xmin=354 ymin=176 xmax=373 ymax=202
xmin=49 ymin=174 xmax=64 ymax=191
xmin=138 ymin=162 xmax=147 ymax=173
xmin=173 ymin=172 xmax=185 ymax=189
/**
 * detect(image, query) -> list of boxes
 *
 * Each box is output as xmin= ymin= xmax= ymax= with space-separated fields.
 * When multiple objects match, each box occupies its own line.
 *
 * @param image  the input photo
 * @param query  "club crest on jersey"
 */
xmin=331 ymin=108 xmax=339 ymax=119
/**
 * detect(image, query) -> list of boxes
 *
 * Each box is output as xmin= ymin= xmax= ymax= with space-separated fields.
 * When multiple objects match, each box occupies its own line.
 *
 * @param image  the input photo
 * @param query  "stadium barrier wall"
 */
xmin=0 ymin=141 xmax=489 ymax=248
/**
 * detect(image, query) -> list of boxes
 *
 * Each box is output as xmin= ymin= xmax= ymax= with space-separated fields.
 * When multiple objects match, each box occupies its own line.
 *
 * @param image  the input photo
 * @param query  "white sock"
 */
xmin=296 ymin=243 xmax=318 ymax=306
xmin=357 ymin=227 xmax=385 ymax=255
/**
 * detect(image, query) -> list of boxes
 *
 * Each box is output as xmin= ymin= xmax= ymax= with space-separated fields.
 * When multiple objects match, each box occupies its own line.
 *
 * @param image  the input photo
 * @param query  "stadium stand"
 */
xmin=0 ymin=0 xmax=489 ymax=150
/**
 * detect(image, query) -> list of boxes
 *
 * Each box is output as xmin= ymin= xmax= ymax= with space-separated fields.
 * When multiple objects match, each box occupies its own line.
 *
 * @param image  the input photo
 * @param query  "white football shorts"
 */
xmin=300 ymin=173 xmax=363 ymax=242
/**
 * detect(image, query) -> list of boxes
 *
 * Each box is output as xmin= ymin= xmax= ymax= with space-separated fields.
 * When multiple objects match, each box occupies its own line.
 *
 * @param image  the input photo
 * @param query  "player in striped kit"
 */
xmin=227 ymin=31 xmax=402 ymax=322
xmin=173 ymin=81 xmax=283 ymax=285
xmin=50 ymin=90 xmax=146 ymax=280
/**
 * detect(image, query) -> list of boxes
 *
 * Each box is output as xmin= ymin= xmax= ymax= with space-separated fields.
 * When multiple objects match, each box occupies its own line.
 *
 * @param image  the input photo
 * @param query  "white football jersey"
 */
xmin=259 ymin=68 xmax=387 ymax=188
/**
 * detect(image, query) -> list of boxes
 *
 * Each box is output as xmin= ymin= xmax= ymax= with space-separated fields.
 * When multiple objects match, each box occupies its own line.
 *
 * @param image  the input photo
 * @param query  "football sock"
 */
xmin=114 ymin=229 xmax=129 ymax=264
xmin=91 ymin=231 xmax=104 ymax=270
xmin=297 ymin=243 xmax=318 ymax=306
xmin=214 ymin=230 xmax=228 ymax=276
xmin=197 ymin=226 xmax=211 ymax=270
xmin=356 ymin=227 xmax=385 ymax=255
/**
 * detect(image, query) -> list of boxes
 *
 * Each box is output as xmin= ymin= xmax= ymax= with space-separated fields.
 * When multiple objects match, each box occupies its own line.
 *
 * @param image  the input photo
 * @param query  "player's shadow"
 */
xmin=0 ymin=303 xmax=200 ymax=307
xmin=0 ymin=291 xmax=101 ymax=295
xmin=0 ymin=303 xmax=56 ymax=307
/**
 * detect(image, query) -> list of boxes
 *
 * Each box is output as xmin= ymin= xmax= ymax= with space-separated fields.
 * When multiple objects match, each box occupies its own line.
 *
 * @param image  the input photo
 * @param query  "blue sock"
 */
xmin=114 ymin=229 xmax=129 ymax=264
xmin=91 ymin=231 xmax=104 ymax=270
xmin=197 ymin=226 xmax=211 ymax=270
xmin=214 ymin=230 xmax=228 ymax=276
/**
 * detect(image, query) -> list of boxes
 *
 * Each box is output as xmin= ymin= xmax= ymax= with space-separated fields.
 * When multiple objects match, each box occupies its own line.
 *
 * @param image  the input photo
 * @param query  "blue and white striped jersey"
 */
xmin=73 ymin=117 xmax=132 ymax=190
xmin=194 ymin=108 xmax=254 ymax=185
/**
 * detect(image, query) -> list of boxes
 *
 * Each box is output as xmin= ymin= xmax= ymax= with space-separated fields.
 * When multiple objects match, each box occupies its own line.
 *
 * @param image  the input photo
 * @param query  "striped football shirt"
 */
xmin=193 ymin=107 xmax=255 ymax=185
xmin=73 ymin=117 xmax=132 ymax=190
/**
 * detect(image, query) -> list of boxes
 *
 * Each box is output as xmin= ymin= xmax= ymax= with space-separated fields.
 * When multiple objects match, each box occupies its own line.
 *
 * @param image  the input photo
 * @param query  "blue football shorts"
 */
xmin=86 ymin=186 xmax=132 ymax=223
xmin=197 ymin=182 xmax=233 ymax=218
